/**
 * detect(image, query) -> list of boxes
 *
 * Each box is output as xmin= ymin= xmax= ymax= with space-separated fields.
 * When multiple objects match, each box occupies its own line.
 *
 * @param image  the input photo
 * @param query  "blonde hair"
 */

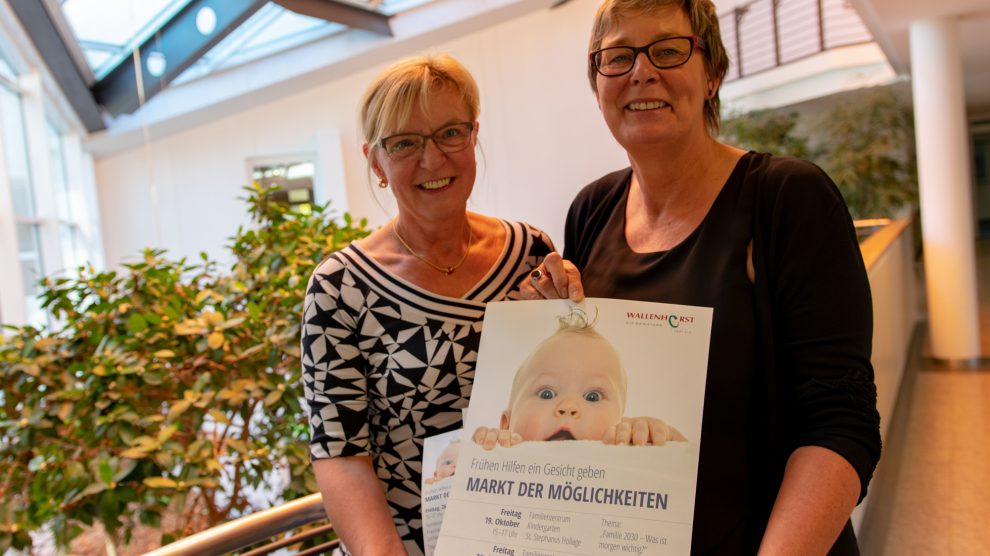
xmin=587 ymin=0 xmax=729 ymax=135
xmin=360 ymin=54 xmax=480 ymax=150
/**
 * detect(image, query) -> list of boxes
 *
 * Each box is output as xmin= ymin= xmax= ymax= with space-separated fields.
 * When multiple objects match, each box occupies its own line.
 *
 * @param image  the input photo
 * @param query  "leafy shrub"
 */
xmin=721 ymin=86 xmax=917 ymax=219
xmin=0 ymin=184 xmax=369 ymax=552
xmin=814 ymin=88 xmax=917 ymax=219
xmin=721 ymin=108 xmax=816 ymax=160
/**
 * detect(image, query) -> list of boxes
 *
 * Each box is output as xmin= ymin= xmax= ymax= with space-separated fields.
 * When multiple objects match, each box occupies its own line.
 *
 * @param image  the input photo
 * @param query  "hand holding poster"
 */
xmin=435 ymin=298 xmax=712 ymax=555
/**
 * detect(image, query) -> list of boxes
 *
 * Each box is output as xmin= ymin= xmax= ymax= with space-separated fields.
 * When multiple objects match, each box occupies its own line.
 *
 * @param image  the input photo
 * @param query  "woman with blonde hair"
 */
xmin=302 ymin=54 xmax=553 ymax=555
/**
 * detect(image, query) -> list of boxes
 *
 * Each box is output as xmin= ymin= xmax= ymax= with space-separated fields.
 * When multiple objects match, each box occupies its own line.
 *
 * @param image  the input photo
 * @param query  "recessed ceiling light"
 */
xmin=196 ymin=7 xmax=218 ymax=35
xmin=146 ymin=51 xmax=167 ymax=77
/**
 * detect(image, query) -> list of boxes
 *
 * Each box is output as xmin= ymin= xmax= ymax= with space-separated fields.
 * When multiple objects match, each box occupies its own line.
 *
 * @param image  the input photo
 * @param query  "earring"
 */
xmin=378 ymin=179 xmax=388 ymax=189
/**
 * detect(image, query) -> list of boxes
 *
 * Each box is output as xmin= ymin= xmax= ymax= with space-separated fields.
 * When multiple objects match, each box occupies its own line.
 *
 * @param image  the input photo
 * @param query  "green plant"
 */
xmin=721 ymin=88 xmax=918 ymax=219
xmin=722 ymin=88 xmax=918 ymax=218
xmin=815 ymin=88 xmax=918 ymax=219
xmin=720 ymin=108 xmax=816 ymax=160
xmin=0 ymin=183 xmax=369 ymax=552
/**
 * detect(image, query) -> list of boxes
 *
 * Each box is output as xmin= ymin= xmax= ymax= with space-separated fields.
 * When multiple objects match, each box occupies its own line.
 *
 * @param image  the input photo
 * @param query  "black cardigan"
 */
xmin=564 ymin=152 xmax=881 ymax=554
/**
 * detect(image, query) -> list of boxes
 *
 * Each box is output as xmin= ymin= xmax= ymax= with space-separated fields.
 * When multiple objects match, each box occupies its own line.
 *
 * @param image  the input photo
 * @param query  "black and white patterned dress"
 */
xmin=302 ymin=220 xmax=553 ymax=555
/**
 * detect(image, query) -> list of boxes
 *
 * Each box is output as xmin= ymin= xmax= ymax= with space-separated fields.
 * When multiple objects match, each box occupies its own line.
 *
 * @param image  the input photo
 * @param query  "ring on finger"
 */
xmin=530 ymin=269 xmax=542 ymax=283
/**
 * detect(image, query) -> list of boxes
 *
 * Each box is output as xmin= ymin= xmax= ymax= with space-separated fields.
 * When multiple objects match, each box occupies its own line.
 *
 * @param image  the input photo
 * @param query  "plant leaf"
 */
xmin=207 ymin=331 xmax=225 ymax=350
xmin=120 ymin=447 xmax=150 ymax=459
xmin=113 ymin=459 xmax=138 ymax=482
xmin=157 ymin=424 xmax=179 ymax=444
xmin=126 ymin=313 xmax=147 ymax=334
xmin=263 ymin=389 xmax=283 ymax=407
xmin=167 ymin=400 xmax=191 ymax=421
xmin=143 ymin=477 xmax=178 ymax=489
xmin=98 ymin=460 xmax=114 ymax=486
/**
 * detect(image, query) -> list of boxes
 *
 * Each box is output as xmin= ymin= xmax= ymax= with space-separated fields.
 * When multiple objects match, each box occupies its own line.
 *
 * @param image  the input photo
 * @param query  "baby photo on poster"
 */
xmin=435 ymin=298 xmax=713 ymax=555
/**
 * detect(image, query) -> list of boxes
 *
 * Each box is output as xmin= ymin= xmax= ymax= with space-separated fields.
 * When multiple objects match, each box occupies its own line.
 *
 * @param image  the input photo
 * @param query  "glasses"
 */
xmin=379 ymin=122 xmax=475 ymax=160
xmin=591 ymin=36 xmax=706 ymax=77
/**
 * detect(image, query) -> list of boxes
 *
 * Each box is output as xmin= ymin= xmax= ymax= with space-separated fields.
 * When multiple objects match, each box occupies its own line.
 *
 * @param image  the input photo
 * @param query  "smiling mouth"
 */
xmin=419 ymin=177 xmax=452 ymax=190
xmin=545 ymin=429 xmax=576 ymax=441
xmin=626 ymin=101 xmax=669 ymax=111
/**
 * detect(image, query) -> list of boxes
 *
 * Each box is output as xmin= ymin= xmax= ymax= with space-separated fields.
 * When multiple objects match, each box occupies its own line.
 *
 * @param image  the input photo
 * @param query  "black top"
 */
xmin=564 ymin=152 xmax=881 ymax=554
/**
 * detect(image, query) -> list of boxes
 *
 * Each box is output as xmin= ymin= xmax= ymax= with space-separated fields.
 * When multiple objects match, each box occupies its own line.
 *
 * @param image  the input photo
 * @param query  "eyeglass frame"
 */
xmin=590 ymin=35 xmax=707 ymax=77
xmin=377 ymin=121 xmax=476 ymax=160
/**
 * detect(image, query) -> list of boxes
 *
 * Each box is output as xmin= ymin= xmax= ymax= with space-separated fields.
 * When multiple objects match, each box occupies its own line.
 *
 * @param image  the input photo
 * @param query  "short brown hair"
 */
xmin=360 ymin=54 xmax=480 ymax=149
xmin=587 ymin=0 xmax=729 ymax=134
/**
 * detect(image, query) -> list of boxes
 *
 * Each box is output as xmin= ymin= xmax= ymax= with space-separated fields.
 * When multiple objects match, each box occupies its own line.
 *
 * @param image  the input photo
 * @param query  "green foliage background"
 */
xmin=0 ymin=184 xmax=369 ymax=551
xmin=721 ymin=87 xmax=918 ymax=219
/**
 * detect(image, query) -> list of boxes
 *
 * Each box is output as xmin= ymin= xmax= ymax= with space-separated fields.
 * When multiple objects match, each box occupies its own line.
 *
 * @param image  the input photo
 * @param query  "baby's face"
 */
xmin=434 ymin=443 xmax=460 ymax=479
xmin=504 ymin=333 xmax=624 ymax=442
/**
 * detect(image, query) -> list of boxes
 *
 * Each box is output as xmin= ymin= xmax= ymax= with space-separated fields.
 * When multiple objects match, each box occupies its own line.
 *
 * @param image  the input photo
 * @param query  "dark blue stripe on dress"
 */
xmin=467 ymin=220 xmax=522 ymax=300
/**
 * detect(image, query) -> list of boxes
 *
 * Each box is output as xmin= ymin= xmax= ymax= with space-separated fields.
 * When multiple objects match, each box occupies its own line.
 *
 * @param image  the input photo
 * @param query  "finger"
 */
xmin=613 ymin=420 xmax=633 ymax=445
xmin=602 ymin=425 xmax=618 ymax=445
xmin=472 ymin=427 xmax=487 ymax=445
xmin=497 ymin=429 xmax=516 ymax=448
xmin=518 ymin=274 xmax=542 ymax=300
xmin=474 ymin=427 xmax=499 ymax=451
xmin=647 ymin=420 xmax=668 ymax=446
xmin=631 ymin=419 xmax=651 ymax=446
xmin=527 ymin=255 xmax=563 ymax=299
xmin=565 ymin=263 xmax=585 ymax=302
xmin=522 ymin=265 xmax=554 ymax=299
xmin=510 ymin=432 xmax=523 ymax=446
xmin=669 ymin=426 xmax=687 ymax=442
xmin=542 ymin=254 xmax=569 ymax=299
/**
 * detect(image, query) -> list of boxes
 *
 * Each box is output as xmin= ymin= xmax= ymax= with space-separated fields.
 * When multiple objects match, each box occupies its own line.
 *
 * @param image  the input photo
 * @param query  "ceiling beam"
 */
xmin=273 ymin=0 xmax=393 ymax=36
xmin=7 ymin=0 xmax=105 ymax=132
xmin=92 ymin=0 xmax=268 ymax=117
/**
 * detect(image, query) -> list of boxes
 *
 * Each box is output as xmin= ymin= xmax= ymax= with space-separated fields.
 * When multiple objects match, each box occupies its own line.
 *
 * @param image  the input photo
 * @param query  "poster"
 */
xmin=434 ymin=298 xmax=712 ymax=555
xmin=422 ymin=429 xmax=463 ymax=556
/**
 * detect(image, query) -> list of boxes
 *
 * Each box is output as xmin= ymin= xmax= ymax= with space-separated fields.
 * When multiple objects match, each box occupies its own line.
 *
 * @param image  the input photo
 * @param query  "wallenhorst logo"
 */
xmin=625 ymin=311 xmax=695 ymax=328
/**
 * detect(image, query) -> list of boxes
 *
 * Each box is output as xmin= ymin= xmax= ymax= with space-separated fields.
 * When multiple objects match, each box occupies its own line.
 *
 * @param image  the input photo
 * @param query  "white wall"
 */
xmin=94 ymin=0 xmax=628 ymax=267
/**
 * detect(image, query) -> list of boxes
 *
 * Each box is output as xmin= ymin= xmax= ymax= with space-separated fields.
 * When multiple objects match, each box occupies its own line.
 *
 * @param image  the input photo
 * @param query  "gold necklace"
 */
xmin=392 ymin=221 xmax=473 ymax=276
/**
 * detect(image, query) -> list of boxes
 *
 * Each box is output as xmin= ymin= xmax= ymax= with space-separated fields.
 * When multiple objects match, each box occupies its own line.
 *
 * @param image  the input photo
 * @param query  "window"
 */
xmin=250 ymin=159 xmax=315 ymax=214
xmin=16 ymin=222 xmax=46 ymax=326
xmin=47 ymin=120 xmax=95 ymax=276
xmin=1 ymin=83 xmax=34 ymax=217
xmin=0 ymin=77 xmax=47 ymax=328
xmin=1 ymin=46 xmax=104 ymax=328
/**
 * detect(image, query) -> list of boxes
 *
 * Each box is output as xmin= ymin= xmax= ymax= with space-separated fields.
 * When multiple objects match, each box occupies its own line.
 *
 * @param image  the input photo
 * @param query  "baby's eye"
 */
xmin=584 ymin=390 xmax=603 ymax=402
xmin=537 ymin=388 xmax=556 ymax=400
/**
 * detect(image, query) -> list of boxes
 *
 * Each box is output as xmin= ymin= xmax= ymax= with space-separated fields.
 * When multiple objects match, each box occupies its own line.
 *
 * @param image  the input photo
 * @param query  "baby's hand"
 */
xmin=602 ymin=417 xmax=687 ymax=446
xmin=472 ymin=426 xmax=522 ymax=450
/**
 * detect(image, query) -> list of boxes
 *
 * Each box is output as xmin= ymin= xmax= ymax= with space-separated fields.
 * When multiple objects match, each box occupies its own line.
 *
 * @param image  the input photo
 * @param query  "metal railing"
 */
xmin=144 ymin=493 xmax=336 ymax=556
xmin=719 ymin=0 xmax=874 ymax=82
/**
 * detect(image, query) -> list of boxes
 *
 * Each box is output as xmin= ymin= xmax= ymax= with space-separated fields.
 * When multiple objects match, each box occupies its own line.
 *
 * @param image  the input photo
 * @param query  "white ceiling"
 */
xmin=851 ymin=0 xmax=990 ymax=116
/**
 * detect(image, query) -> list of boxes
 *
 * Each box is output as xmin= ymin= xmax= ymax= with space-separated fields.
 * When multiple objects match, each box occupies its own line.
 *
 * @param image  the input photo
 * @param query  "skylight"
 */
xmin=59 ymin=0 xmax=433 ymax=83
